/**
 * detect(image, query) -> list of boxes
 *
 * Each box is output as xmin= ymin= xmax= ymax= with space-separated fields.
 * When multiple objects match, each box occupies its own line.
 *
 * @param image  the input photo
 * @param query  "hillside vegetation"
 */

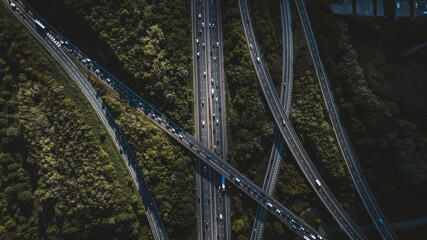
xmin=28 ymin=0 xmax=194 ymax=131
xmin=80 ymin=63 xmax=197 ymax=239
xmin=0 ymin=4 xmax=148 ymax=239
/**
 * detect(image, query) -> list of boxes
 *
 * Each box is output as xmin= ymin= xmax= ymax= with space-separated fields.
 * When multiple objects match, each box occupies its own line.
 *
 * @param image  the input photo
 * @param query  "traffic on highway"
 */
xmin=294 ymin=0 xmax=397 ymax=239
xmin=13 ymin=1 xmax=326 ymax=238
xmin=5 ymin=0 xmax=400 ymax=239
xmin=249 ymin=0 xmax=294 ymax=238
xmin=239 ymin=0 xmax=366 ymax=239
xmin=3 ymin=1 xmax=168 ymax=239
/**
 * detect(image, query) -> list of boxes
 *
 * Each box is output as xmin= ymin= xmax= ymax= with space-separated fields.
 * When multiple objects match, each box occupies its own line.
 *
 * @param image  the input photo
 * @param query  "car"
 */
xmin=282 ymin=118 xmax=286 ymax=126
xmin=215 ymin=97 xmax=218 ymax=103
xmin=213 ymin=56 xmax=216 ymax=62
xmin=202 ymin=101 xmax=205 ymax=107
xmin=197 ymin=52 xmax=200 ymax=57
xmin=198 ymin=13 xmax=201 ymax=19
xmin=196 ymin=38 xmax=199 ymax=44
xmin=249 ymin=44 xmax=253 ymax=50
xmin=171 ymin=128 xmax=176 ymax=134
xmin=217 ymin=139 xmax=220 ymax=144
xmin=212 ymin=24 xmax=215 ymax=29
xmin=213 ymin=42 xmax=216 ymax=48
xmin=319 ymin=67 xmax=323 ymax=72
xmin=283 ymin=82 xmax=286 ymax=88
xmin=202 ymin=121 xmax=205 ymax=127
xmin=219 ymin=214 xmax=223 ymax=221
xmin=211 ymin=89 xmax=214 ymax=97
xmin=157 ymin=117 xmax=162 ymax=123
xmin=213 ymin=128 xmax=216 ymax=134
xmin=213 ymin=113 xmax=215 ymax=120
xmin=208 ymin=196 xmax=210 ymax=203
xmin=303 ymin=236 xmax=310 ymax=240
xmin=219 ymin=195 xmax=222 ymax=201
xmin=202 ymin=22 xmax=204 ymax=28
xmin=203 ymin=166 xmax=207 ymax=172
xmin=178 ymin=134 xmax=183 ymax=140
xmin=256 ymin=57 xmax=261 ymax=63
xmin=198 ymin=195 xmax=200 ymax=203
xmin=309 ymin=234 xmax=316 ymax=239
xmin=216 ymin=119 xmax=219 ymax=126
xmin=217 ymin=151 xmax=220 ymax=155
xmin=119 ymin=148 xmax=123 ymax=154
xmin=199 ymin=30 xmax=202 ymax=36
xmin=209 ymin=23 xmax=211 ymax=28
xmin=203 ymin=42 xmax=205 ymax=48
xmin=211 ymin=78 xmax=214 ymax=85
xmin=317 ymin=235 xmax=323 ymax=240
xmin=204 ymin=71 xmax=206 ymax=77
xmin=205 ymin=223 xmax=208 ymax=229
xmin=217 ymin=42 xmax=219 ymax=46
xmin=214 ymin=145 xmax=217 ymax=151
xmin=106 ymin=78 xmax=111 ymax=84
xmin=378 ymin=218 xmax=383 ymax=224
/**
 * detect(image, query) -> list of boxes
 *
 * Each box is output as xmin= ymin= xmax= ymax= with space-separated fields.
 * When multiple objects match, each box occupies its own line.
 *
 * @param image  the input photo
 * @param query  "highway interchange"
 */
xmin=239 ymin=0 xmax=367 ymax=239
xmin=294 ymin=0 xmax=397 ymax=239
xmin=5 ymin=0 xmax=398 ymax=239
xmin=11 ymin=3 xmax=325 ymax=238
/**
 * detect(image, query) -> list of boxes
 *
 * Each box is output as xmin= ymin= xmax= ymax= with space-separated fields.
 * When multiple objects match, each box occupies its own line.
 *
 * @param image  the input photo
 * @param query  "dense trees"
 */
xmin=82 ymin=66 xmax=197 ymax=239
xmin=28 ymin=0 xmax=194 ymax=132
xmin=0 ymin=5 xmax=148 ymax=239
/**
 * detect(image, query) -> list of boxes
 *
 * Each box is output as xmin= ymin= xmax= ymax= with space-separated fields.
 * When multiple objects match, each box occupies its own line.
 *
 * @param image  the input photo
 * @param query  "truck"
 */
xmin=222 ymin=176 xmax=226 ymax=191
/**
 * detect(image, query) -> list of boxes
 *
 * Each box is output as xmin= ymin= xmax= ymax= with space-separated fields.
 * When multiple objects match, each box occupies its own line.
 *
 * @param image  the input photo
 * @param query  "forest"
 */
xmin=0 ymin=4 xmax=149 ymax=239
xmin=81 ymin=63 xmax=197 ymax=239
xmin=2 ymin=0 xmax=426 ymax=239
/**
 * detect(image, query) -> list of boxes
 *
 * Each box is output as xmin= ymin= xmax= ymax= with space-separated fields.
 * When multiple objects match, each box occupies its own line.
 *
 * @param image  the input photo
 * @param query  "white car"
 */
xmin=202 ymin=121 xmax=205 ymax=128
xmin=256 ymin=57 xmax=260 ymax=63
xmin=198 ymin=13 xmax=201 ymax=19
xmin=204 ymin=71 xmax=206 ymax=77
xmin=250 ymin=44 xmax=253 ymax=50
xmin=215 ymin=97 xmax=218 ymax=103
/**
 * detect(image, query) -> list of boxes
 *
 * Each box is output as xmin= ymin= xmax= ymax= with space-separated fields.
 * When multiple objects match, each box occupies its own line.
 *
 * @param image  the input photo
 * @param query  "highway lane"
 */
xmin=250 ymin=0 xmax=294 ymax=239
xmin=192 ymin=0 xmax=214 ymax=239
xmin=4 ymin=1 xmax=168 ymax=239
xmin=293 ymin=0 xmax=397 ymax=239
xmin=239 ymin=0 xmax=366 ymax=239
xmin=206 ymin=0 xmax=229 ymax=239
xmin=16 ymin=1 xmax=327 ymax=238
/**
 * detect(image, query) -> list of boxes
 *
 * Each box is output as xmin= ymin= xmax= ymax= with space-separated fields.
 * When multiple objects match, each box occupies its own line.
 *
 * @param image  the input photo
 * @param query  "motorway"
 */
xmin=206 ymin=0 xmax=230 ymax=239
xmin=191 ymin=0 xmax=214 ymax=239
xmin=21 ymin=2 xmax=329 ymax=238
xmin=293 ymin=0 xmax=397 ymax=239
xmin=238 ymin=0 xmax=367 ymax=239
xmin=3 ymin=1 xmax=168 ymax=239
xmin=249 ymin=0 xmax=294 ymax=239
